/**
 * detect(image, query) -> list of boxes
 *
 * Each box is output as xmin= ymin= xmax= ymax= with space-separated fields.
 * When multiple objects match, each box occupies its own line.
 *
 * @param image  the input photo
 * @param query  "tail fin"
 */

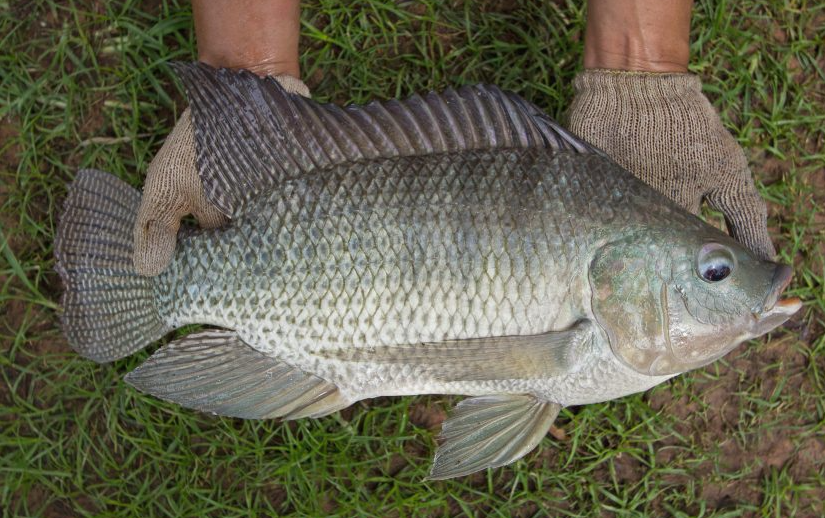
xmin=55 ymin=169 xmax=170 ymax=363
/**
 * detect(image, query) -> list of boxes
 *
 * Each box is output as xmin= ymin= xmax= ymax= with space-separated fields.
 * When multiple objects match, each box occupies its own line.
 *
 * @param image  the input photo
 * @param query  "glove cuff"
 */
xmin=573 ymin=69 xmax=702 ymax=101
xmin=273 ymin=74 xmax=311 ymax=98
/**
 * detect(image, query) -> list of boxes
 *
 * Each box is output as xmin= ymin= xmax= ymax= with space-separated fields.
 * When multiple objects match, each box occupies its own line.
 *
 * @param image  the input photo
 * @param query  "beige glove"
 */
xmin=133 ymin=74 xmax=310 ymax=276
xmin=567 ymin=69 xmax=775 ymax=260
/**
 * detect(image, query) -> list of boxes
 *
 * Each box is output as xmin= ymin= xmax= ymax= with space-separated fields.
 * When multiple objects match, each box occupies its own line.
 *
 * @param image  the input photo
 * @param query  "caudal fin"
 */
xmin=55 ymin=169 xmax=170 ymax=363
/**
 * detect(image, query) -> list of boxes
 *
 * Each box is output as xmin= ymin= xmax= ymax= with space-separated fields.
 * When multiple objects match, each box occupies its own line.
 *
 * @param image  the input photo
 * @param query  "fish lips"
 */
xmin=752 ymin=264 xmax=801 ymax=335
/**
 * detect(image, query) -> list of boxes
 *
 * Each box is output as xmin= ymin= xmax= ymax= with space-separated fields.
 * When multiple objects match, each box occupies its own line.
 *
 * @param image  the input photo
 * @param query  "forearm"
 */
xmin=583 ymin=0 xmax=693 ymax=72
xmin=192 ymin=0 xmax=301 ymax=78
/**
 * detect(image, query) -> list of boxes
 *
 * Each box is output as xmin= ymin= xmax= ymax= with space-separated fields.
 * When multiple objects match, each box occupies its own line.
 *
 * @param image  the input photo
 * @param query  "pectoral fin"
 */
xmin=324 ymin=319 xmax=594 ymax=382
xmin=428 ymin=395 xmax=561 ymax=480
xmin=125 ymin=330 xmax=348 ymax=420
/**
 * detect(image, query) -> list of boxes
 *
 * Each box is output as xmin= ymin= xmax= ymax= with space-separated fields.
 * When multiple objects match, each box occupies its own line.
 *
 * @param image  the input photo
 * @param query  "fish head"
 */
xmin=589 ymin=230 xmax=801 ymax=376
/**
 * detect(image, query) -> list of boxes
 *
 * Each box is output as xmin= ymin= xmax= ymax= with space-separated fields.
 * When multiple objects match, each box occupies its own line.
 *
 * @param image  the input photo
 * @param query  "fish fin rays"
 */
xmin=55 ymin=169 xmax=170 ymax=363
xmin=428 ymin=395 xmax=561 ymax=480
xmin=323 ymin=319 xmax=594 ymax=382
xmin=172 ymin=62 xmax=601 ymax=217
xmin=124 ymin=330 xmax=347 ymax=420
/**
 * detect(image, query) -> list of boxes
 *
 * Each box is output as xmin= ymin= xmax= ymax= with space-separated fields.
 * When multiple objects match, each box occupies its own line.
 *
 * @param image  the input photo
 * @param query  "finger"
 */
xmin=133 ymin=219 xmax=179 ymax=277
xmin=706 ymin=173 xmax=776 ymax=261
xmin=133 ymin=197 xmax=184 ymax=276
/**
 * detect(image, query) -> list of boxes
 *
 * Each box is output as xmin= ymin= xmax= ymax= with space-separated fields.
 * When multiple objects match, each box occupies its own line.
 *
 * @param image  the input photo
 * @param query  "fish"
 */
xmin=55 ymin=63 xmax=801 ymax=480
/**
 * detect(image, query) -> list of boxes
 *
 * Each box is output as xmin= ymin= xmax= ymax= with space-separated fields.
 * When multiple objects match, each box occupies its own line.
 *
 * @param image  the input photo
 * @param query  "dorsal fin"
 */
xmin=172 ymin=62 xmax=600 ymax=216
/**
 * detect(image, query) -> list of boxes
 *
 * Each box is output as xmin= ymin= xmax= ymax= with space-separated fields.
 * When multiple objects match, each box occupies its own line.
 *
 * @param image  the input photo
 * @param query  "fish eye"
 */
xmin=697 ymin=243 xmax=735 ymax=282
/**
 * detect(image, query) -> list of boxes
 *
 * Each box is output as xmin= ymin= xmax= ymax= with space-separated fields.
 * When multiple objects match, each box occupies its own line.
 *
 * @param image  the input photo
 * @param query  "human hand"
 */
xmin=567 ymin=69 xmax=776 ymax=260
xmin=132 ymin=75 xmax=310 ymax=276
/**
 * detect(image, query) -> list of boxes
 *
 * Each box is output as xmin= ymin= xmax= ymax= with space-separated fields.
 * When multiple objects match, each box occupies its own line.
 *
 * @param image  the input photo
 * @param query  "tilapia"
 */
xmin=55 ymin=63 xmax=801 ymax=479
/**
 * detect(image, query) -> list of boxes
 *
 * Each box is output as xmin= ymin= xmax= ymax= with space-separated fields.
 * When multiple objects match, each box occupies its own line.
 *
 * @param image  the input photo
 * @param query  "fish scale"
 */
xmin=154 ymin=150 xmax=637 ymax=396
xmin=57 ymin=64 xmax=799 ymax=479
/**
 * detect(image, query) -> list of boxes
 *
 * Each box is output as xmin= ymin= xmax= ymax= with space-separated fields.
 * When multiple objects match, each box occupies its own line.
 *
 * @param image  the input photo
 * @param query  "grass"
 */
xmin=1 ymin=0 xmax=823 ymax=516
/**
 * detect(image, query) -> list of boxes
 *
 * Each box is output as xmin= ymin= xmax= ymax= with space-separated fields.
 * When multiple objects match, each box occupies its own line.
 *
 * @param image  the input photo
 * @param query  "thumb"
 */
xmin=706 ymin=168 xmax=776 ymax=261
xmin=132 ymin=108 xmax=228 ymax=276
xmin=133 ymin=196 xmax=184 ymax=276
xmin=132 ymin=111 xmax=196 ymax=276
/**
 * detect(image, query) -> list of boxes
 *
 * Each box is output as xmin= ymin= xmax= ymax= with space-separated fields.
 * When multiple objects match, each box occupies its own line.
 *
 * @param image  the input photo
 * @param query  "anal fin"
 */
xmin=124 ymin=330 xmax=347 ymax=420
xmin=428 ymin=395 xmax=561 ymax=480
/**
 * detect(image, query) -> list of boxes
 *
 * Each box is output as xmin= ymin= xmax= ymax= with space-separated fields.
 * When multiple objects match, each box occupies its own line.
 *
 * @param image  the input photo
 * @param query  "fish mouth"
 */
xmin=764 ymin=264 xmax=793 ymax=311
xmin=754 ymin=264 xmax=801 ymax=334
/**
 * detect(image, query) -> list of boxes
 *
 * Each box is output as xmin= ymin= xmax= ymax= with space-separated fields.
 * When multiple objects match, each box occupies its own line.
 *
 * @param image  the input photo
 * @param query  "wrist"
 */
xmin=583 ymin=38 xmax=690 ymax=73
xmin=196 ymin=52 xmax=301 ymax=79
xmin=583 ymin=0 xmax=693 ymax=73
xmin=192 ymin=0 xmax=301 ymax=78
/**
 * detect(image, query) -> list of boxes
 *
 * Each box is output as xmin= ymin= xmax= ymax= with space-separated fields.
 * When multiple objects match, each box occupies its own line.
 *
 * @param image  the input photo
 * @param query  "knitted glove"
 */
xmin=567 ymin=69 xmax=775 ymax=260
xmin=133 ymin=74 xmax=310 ymax=276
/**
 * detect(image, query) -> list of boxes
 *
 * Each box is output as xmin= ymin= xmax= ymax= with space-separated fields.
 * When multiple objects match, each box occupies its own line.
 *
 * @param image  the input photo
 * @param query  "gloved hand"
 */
xmin=133 ymin=74 xmax=310 ymax=276
xmin=567 ymin=69 xmax=775 ymax=260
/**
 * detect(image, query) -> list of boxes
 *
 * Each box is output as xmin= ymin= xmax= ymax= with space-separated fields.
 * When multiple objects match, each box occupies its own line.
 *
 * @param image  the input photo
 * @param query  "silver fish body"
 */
xmin=56 ymin=63 xmax=800 ymax=479
xmin=157 ymin=150 xmax=675 ymax=405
